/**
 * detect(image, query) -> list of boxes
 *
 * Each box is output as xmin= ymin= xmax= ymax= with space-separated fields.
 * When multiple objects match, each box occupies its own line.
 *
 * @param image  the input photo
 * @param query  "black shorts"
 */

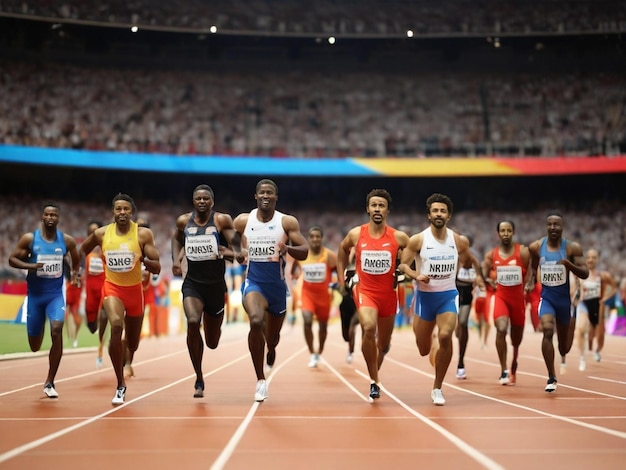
xmin=181 ymin=278 xmax=227 ymax=317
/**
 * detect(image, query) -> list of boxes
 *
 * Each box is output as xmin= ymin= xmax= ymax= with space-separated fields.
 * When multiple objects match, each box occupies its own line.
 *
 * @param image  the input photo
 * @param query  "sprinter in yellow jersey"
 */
xmin=81 ymin=193 xmax=161 ymax=405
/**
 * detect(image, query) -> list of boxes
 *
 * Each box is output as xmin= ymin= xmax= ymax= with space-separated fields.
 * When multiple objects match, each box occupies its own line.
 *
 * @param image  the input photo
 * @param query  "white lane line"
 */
xmin=210 ymin=346 xmax=307 ymax=470
xmin=0 ymin=354 xmax=249 ymax=464
xmin=388 ymin=357 xmax=626 ymax=440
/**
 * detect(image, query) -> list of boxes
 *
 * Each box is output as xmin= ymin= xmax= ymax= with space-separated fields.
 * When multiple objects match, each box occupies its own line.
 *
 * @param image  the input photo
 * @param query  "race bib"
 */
xmin=185 ymin=233 xmax=219 ymax=261
xmin=247 ymin=236 xmax=279 ymax=262
xmin=302 ymin=263 xmax=327 ymax=283
xmin=88 ymin=256 xmax=104 ymax=275
xmin=496 ymin=265 xmax=523 ymax=286
xmin=540 ymin=263 xmax=566 ymax=287
xmin=105 ymin=249 xmax=136 ymax=273
xmin=360 ymin=250 xmax=392 ymax=275
xmin=36 ymin=254 xmax=63 ymax=278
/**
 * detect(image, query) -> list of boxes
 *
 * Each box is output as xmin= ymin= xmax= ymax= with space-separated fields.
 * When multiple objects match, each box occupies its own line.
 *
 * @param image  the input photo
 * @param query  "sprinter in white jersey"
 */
xmin=399 ymin=193 xmax=478 ymax=406
xmin=233 ymin=179 xmax=308 ymax=402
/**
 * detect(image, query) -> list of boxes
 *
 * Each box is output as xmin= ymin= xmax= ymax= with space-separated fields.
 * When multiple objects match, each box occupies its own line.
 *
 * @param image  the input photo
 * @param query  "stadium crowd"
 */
xmin=1 ymin=60 xmax=624 ymax=157
xmin=1 ymin=0 xmax=625 ymax=36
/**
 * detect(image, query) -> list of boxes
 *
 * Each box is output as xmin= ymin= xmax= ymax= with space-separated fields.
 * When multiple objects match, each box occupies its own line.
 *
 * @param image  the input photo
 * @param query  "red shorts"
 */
xmin=102 ymin=280 xmax=144 ymax=317
xmin=353 ymin=286 xmax=397 ymax=318
xmin=85 ymin=280 xmax=104 ymax=323
xmin=493 ymin=292 xmax=526 ymax=327
xmin=301 ymin=289 xmax=332 ymax=322
xmin=65 ymin=283 xmax=81 ymax=310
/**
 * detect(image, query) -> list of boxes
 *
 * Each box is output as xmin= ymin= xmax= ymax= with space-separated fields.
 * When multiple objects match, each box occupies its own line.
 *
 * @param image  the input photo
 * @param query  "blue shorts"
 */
xmin=415 ymin=289 xmax=459 ymax=322
xmin=242 ymin=278 xmax=288 ymax=317
xmin=26 ymin=291 xmax=66 ymax=337
xmin=539 ymin=296 xmax=573 ymax=325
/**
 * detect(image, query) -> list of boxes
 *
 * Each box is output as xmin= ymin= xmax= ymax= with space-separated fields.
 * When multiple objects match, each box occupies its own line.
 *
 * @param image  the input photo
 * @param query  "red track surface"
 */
xmin=1 ymin=321 xmax=625 ymax=469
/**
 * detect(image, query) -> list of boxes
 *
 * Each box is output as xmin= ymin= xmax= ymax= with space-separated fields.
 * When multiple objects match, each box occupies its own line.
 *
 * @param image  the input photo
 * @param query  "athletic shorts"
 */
xmin=242 ymin=278 xmax=288 ymax=317
xmin=456 ymin=283 xmax=473 ymax=306
xmin=353 ymin=286 xmax=397 ymax=318
xmin=182 ymin=277 xmax=227 ymax=317
xmin=26 ymin=291 xmax=66 ymax=336
xmin=539 ymin=295 xmax=573 ymax=325
xmin=102 ymin=280 xmax=144 ymax=317
xmin=580 ymin=298 xmax=601 ymax=326
xmin=301 ymin=289 xmax=332 ymax=322
xmin=415 ymin=289 xmax=459 ymax=322
xmin=493 ymin=292 xmax=526 ymax=327
xmin=85 ymin=281 xmax=104 ymax=323
xmin=65 ymin=282 xmax=81 ymax=310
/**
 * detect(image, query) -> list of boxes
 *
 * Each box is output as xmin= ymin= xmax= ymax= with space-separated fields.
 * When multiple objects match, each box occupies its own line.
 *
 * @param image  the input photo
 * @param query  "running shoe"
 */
xmin=308 ymin=353 xmax=319 ymax=368
xmin=72 ymin=339 xmax=78 ymax=348
xmin=96 ymin=356 xmax=103 ymax=369
xmin=579 ymin=356 xmax=586 ymax=371
xmin=112 ymin=386 xmax=126 ymax=405
xmin=369 ymin=383 xmax=381 ymax=400
xmin=431 ymin=388 xmax=446 ymax=406
xmin=499 ymin=370 xmax=510 ymax=385
xmin=346 ymin=353 xmax=353 ymax=364
xmin=255 ymin=379 xmax=268 ymax=402
xmin=594 ymin=351 xmax=601 ymax=362
xmin=544 ymin=377 xmax=558 ymax=392
xmin=194 ymin=379 xmax=205 ymax=398
xmin=456 ymin=368 xmax=466 ymax=380
xmin=43 ymin=383 xmax=59 ymax=398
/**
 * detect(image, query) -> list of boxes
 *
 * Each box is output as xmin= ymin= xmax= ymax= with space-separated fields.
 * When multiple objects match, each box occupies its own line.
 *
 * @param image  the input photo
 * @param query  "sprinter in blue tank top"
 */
xmin=529 ymin=210 xmax=588 ymax=393
xmin=9 ymin=202 xmax=80 ymax=399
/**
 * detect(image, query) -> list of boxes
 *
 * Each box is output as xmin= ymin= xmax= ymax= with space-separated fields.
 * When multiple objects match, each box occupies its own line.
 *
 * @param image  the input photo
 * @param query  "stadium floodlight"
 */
xmin=130 ymin=25 xmax=139 ymax=33
xmin=406 ymin=30 xmax=414 ymax=38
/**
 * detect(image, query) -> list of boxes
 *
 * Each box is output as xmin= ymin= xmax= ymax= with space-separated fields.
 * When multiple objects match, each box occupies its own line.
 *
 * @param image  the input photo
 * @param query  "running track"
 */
xmin=1 ymin=321 xmax=625 ymax=470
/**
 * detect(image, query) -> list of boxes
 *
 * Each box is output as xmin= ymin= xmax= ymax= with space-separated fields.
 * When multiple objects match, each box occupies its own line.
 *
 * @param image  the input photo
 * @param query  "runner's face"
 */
xmin=428 ymin=202 xmax=449 ymax=228
xmin=546 ymin=216 xmax=563 ymax=241
xmin=193 ymin=190 xmax=214 ymax=213
xmin=41 ymin=207 xmax=60 ymax=229
xmin=308 ymin=230 xmax=323 ymax=249
xmin=255 ymin=184 xmax=277 ymax=211
xmin=585 ymin=249 xmax=598 ymax=269
xmin=498 ymin=222 xmax=514 ymax=246
xmin=366 ymin=196 xmax=388 ymax=224
xmin=113 ymin=201 xmax=133 ymax=225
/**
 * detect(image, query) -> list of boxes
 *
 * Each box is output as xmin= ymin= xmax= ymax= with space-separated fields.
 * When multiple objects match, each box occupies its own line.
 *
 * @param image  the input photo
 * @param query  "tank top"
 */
xmin=103 ymin=221 xmax=142 ymax=286
xmin=26 ymin=229 xmax=67 ymax=294
xmin=244 ymin=209 xmax=287 ymax=283
xmin=184 ymin=211 xmax=225 ymax=284
xmin=538 ymin=237 xmax=569 ymax=301
xmin=418 ymin=227 xmax=458 ymax=293
xmin=581 ymin=271 xmax=601 ymax=300
xmin=301 ymin=247 xmax=333 ymax=297
xmin=355 ymin=224 xmax=398 ymax=293
xmin=490 ymin=243 xmax=526 ymax=297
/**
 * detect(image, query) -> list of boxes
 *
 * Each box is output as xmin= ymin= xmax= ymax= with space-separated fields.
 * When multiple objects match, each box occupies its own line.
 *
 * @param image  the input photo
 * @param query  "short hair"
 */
xmin=112 ymin=193 xmax=136 ymax=214
xmin=308 ymin=226 xmax=324 ymax=237
xmin=256 ymin=178 xmax=278 ymax=194
xmin=87 ymin=219 xmax=103 ymax=228
xmin=193 ymin=184 xmax=214 ymax=199
xmin=426 ymin=193 xmax=453 ymax=214
xmin=42 ymin=201 xmax=60 ymax=212
xmin=497 ymin=220 xmax=515 ymax=232
xmin=366 ymin=189 xmax=392 ymax=208
xmin=545 ymin=209 xmax=563 ymax=220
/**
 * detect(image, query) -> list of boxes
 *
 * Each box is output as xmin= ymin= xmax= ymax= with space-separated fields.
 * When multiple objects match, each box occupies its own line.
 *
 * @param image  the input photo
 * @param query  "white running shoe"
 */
xmin=346 ymin=353 xmax=353 ymax=364
xmin=456 ymin=368 xmax=466 ymax=380
xmin=96 ymin=356 xmax=103 ymax=369
xmin=308 ymin=353 xmax=319 ymax=368
xmin=431 ymin=388 xmax=446 ymax=406
xmin=43 ymin=383 xmax=59 ymax=398
xmin=544 ymin=378 xmax=558 ymax=392
xmin=594 ymin=351 xmax=601 ymax=362
xmin=579 ymin=357 xmax=586 ymax=371
xmin=255 ymin=380 xmax=268 ymax=402
xmin=112 ymin=386 xmax=126 ymax=405
xmin=498 ymin=371 xmax=510 ymax=385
